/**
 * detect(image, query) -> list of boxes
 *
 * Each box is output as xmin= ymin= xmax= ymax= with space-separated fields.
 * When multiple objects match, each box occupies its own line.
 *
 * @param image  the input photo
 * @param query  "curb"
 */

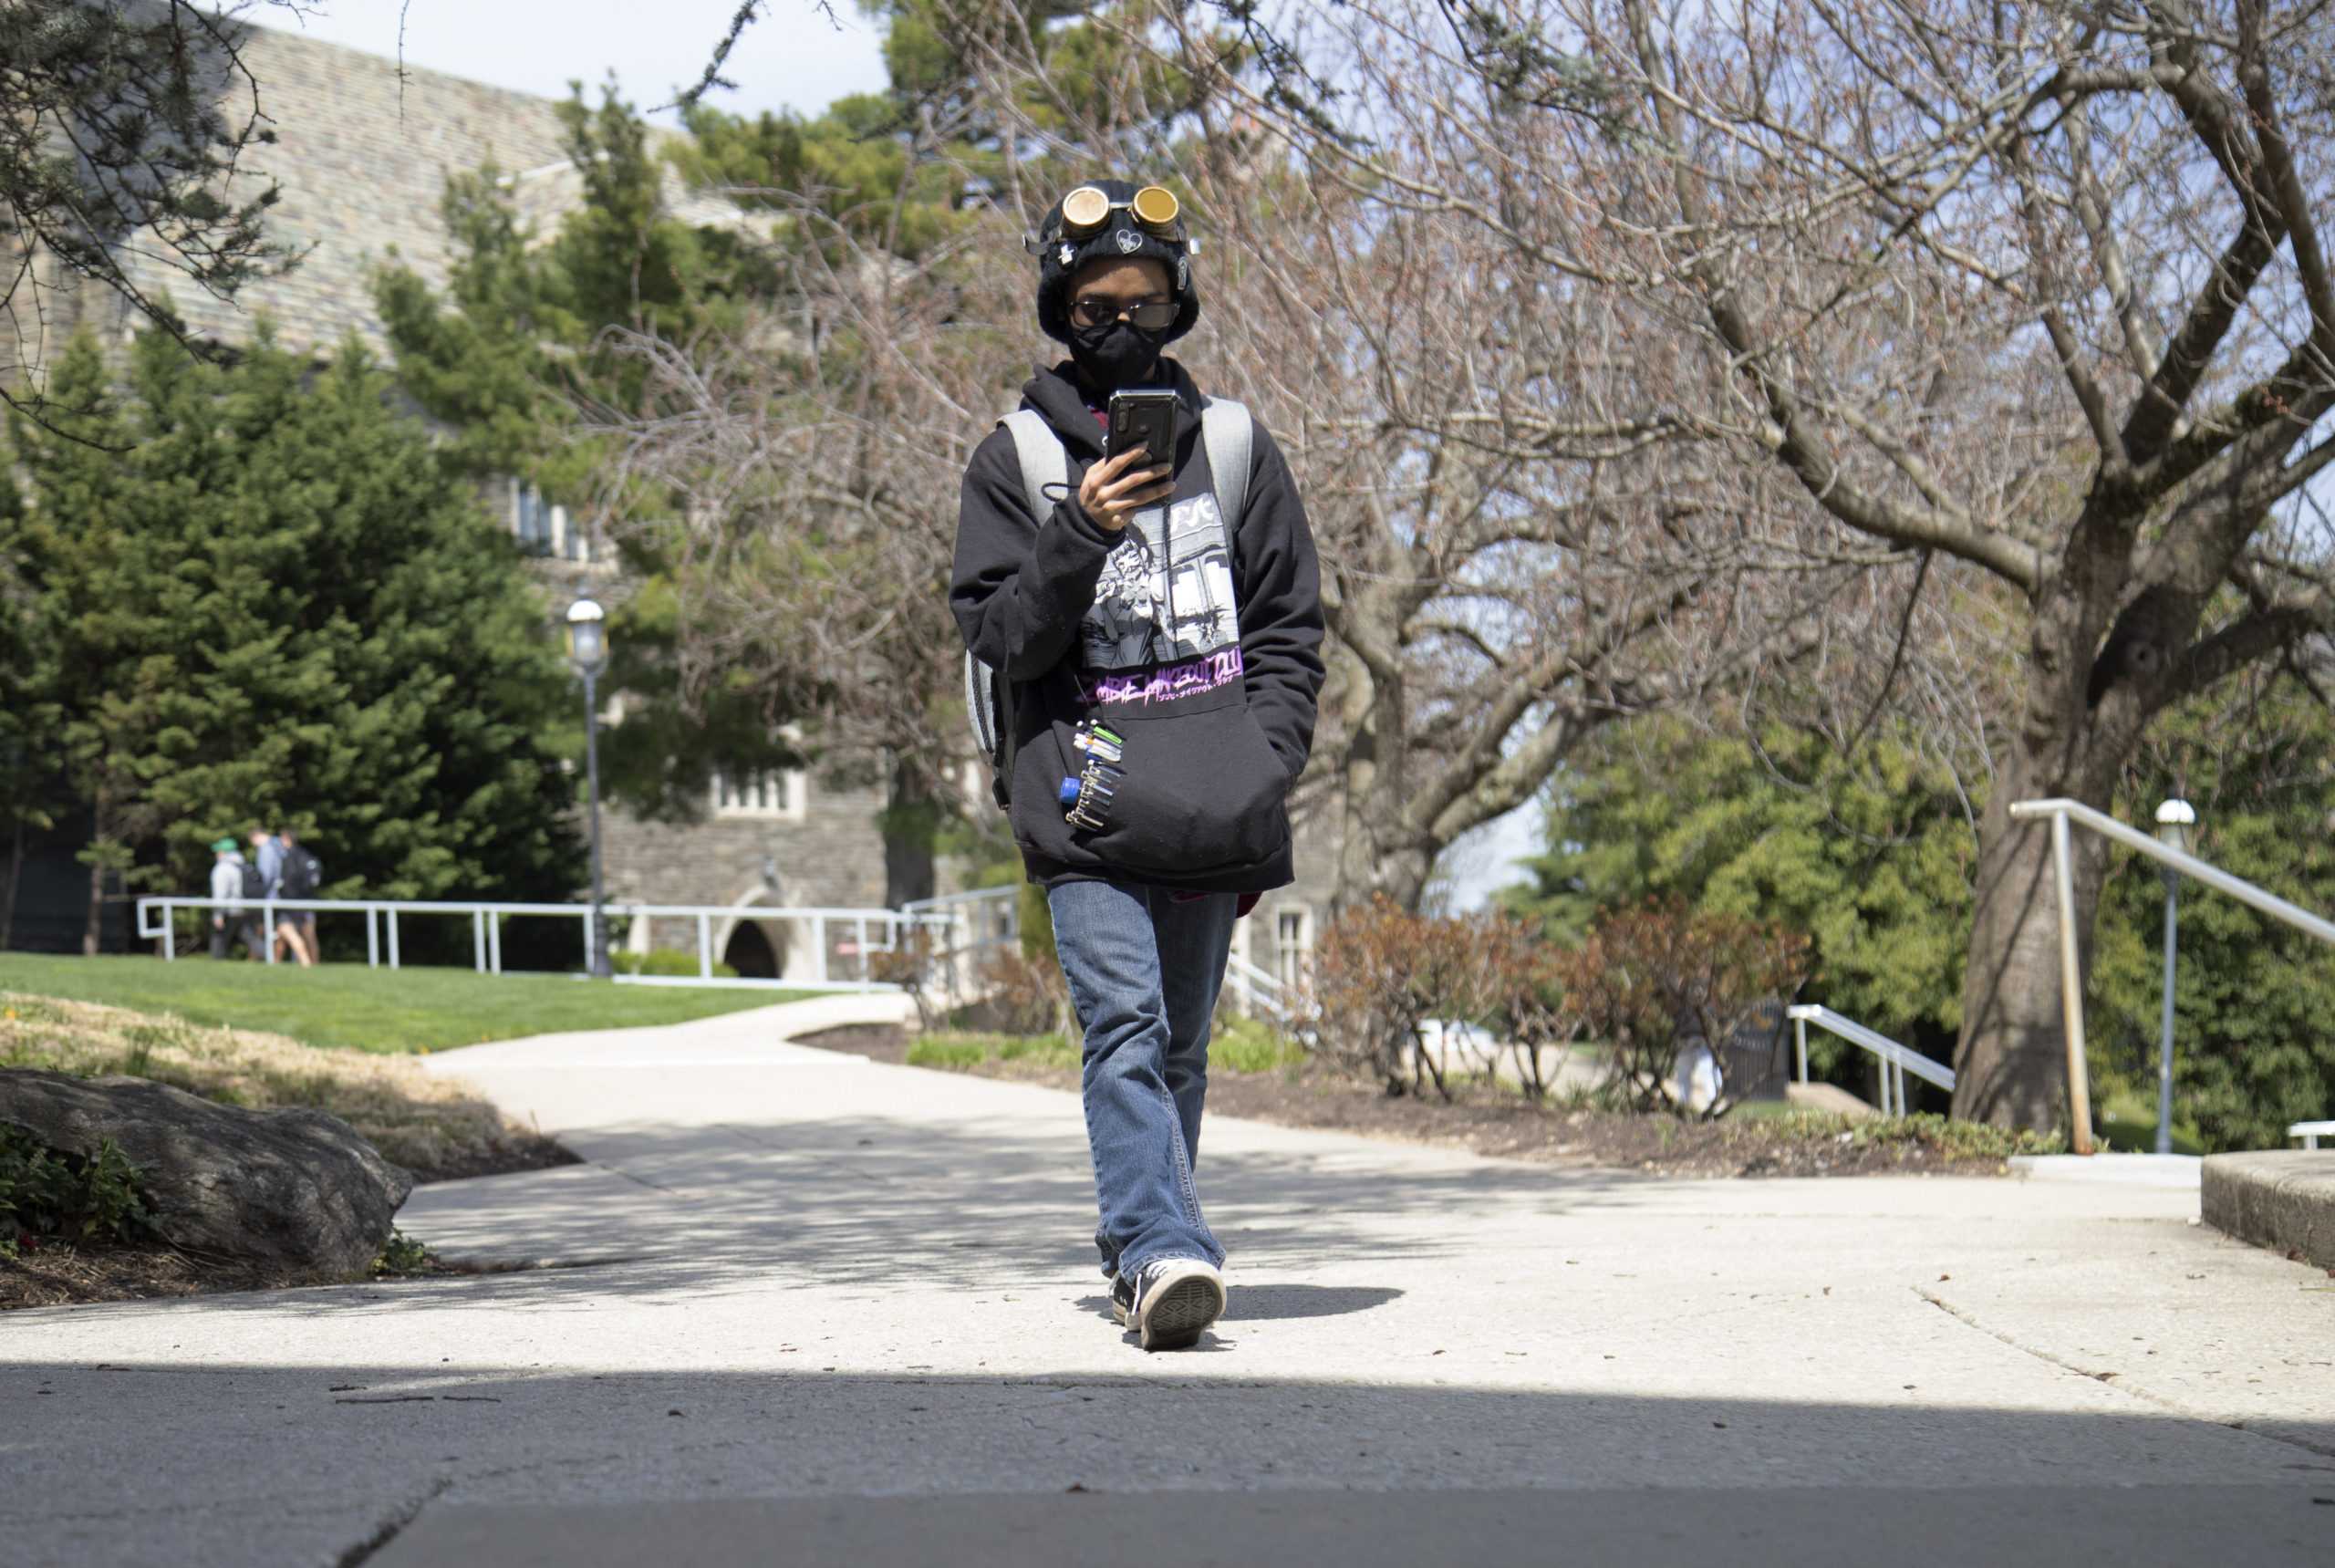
xmin=2201 ymin=1151 xmax=2335 ymax=1269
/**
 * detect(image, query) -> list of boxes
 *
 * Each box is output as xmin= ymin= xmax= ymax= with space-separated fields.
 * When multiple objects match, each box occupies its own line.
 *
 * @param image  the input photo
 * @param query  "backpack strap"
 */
xmin=968 ymin=410 xmax=1070 ymax=813
xmin=1200 ymin=397 xmax=1253 ymax=527
xmin=999 ymin=409 xmax=1068 ymax=524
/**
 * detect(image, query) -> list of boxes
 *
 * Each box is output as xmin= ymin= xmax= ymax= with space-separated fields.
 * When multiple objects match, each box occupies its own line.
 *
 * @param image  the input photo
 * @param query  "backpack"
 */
xmin=967 ymin=398 xmax=1253 ymax=810
xmin=282 ymin=846 xmax=321 ymax=899
xmin=239 ymin=860 xmax=268 ymax=901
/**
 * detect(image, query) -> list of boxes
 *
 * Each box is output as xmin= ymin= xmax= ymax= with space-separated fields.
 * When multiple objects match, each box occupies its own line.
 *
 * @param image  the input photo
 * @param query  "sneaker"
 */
xmin=1117 ymin=1258 xmax=1225 ymax=1351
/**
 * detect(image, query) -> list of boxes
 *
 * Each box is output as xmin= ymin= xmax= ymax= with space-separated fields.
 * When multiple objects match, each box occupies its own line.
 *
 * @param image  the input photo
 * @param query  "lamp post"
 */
xmin=2153 ymin=797 xmax=2195 ymax=1156
xmin=566 ymin=597 xmax=612 ymax=980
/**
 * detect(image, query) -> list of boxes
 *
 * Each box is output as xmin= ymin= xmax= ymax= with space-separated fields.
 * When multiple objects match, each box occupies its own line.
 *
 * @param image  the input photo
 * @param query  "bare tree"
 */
xmin=2 ymin=1 xmax=298 ymax=416
xmin=579 ymin=183 xmax=1032 ymax=903
xmin=1198 ymin=0 xmax=2335 ymax=1128
xmin=915 ymin=1 xmax=1848 ymax=911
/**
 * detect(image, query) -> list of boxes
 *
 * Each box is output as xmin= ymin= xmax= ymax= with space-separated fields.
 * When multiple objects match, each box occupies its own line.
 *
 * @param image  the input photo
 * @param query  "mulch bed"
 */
xmin=794 ymin=1023 xmax=2017 ymax=1179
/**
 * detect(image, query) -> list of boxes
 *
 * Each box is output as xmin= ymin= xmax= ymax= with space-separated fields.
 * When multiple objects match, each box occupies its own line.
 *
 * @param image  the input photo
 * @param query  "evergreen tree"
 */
xmin=2089 ymin=678 xmax=2335 ymax=1152
xmin=4 ymin=325 xmax=585 ymax=947
xmin=1504 ymin=717 xmax=1979 ymax=1075
xmin=372 ymin=89 xmax=801 ymax=824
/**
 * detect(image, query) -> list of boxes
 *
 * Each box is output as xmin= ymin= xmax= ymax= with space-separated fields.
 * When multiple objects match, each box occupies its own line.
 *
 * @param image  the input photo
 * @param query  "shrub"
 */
xmin=868 ymin=925 xmax=943 ymax=1034
xmin=1306 ymin=896 xmax=1553 ymax=1098
xmin=0 ymin=1127 xmax=154 ymax=1256
xmin=906 ymin=1035 xmax=988 ymax=1071
xmin=977 ymin=947 xmax=1073 ymax=1037
xmin=612 ymin=950 xmax=740 ymax=979
xmin=1211 ymin=1015 xmax=1303 ymax=1075
xmin=1559 ymin=898 xmax=1811 ymax=1119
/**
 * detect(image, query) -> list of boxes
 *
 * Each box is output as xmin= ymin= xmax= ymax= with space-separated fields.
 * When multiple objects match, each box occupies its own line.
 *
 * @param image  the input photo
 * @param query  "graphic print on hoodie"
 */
xmin=951 ymin=358 xmax=1325 ymax=894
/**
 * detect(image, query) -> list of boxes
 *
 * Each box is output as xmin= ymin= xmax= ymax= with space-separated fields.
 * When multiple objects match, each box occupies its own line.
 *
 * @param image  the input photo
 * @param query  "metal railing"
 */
xmin=136 ymin=895 xmax=953 ymax=992
xmin=2012 ymin=796 xmax=2335 ymax=1155
xmin=1788 ymin=1003 xmax=1955 ymax=1118
xmin=1225 ymin=950 xmax=1293 ymax=1022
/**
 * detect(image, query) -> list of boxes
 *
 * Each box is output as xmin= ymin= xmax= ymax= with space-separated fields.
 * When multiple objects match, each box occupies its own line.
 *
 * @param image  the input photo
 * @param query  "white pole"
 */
xmin=366 ymin=906 xmax=379 ymax=968
xmin=1794 ymin=1016 xmax=1808 ymax=1084
xmin=388 ymin=909 xmax=400 ymax=970
xmin=811 ymin=915 xmax=827 ymax=984
xmin=698 ymin=911 xmax=712 ymax=980
xmin=264 ymin=898 xmax=277 ymax=964
xmin=490 ymin=912 xmax=503 ymax=975
xmin=472 ymin=909 xmax=486 ymax=972
xmin=161 ymin=899 xmax=175 ymax=961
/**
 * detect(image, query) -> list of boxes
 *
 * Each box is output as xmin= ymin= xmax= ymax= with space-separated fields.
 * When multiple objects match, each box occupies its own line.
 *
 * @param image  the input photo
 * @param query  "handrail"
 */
xmin=136 ymin=894 xmax=952 ymax=993
xmin=1225 ymin=950 xmax=1290 ymax=1018
xmin=1787 ymin=1004 xmax=1954 ymax=1118
xmin=2009 ymin=796 xmax=2335 ymax=1155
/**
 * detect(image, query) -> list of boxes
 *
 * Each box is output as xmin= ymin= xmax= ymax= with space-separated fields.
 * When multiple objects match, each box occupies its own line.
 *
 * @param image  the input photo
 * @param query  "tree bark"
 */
xmin=82 ymin=853 xmax=104 ymax=957
xmin=1 ymin=817 xmax=21 ymax=951
xmin=1949 ymin=716 xmax=2113 ymax=1129
xmin=882 ymin=753 xmax=938 ymax=909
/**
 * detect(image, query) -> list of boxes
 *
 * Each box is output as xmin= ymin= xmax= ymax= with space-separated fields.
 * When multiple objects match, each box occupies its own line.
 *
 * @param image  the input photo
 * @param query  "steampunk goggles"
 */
xmin=1025 ymin=184 xmax=1199 ymax=254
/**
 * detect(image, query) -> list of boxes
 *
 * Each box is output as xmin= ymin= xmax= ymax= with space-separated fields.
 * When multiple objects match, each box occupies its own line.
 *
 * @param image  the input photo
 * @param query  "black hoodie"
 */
xmin=951 ymin=359 xmax=1325 ymax=892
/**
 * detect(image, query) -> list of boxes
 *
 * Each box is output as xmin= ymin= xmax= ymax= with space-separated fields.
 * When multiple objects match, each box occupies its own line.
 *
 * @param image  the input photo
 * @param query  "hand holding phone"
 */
xmin=1108 ymin=389 xmax=1179 ymax=465
xmin=1080 ymin=390 xmax=1178 ymax=533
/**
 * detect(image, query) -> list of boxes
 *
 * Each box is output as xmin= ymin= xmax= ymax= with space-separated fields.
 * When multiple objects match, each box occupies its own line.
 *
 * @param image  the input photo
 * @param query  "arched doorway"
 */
xmin=721 ymin=920 xmax=779 ymax=979
xmin=712 ymin=883 xmax=791 ymax=981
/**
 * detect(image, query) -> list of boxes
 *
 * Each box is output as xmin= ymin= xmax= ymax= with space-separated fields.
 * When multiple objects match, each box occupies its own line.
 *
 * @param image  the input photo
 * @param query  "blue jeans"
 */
xmin=1047 ymin=880 xmax=1238 ymax=1280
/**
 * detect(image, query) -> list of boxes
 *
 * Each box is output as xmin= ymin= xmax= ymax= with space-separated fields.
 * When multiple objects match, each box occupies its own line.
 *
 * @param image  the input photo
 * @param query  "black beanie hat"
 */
xmin=1033 ymin=178 xmax=1201 ymax=347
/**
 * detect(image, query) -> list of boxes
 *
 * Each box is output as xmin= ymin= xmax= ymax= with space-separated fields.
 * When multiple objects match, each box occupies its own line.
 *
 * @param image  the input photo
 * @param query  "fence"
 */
xmin=136 ymin=895 xmax=956 ymax=993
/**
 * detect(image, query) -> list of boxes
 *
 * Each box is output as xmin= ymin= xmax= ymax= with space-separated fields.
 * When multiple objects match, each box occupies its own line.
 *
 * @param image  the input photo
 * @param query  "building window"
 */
xmin=1275 ymin=905 xmax=1313 ymax=991
xmin=509 ymin=478 xmax=591 ymax=563
xmin=711 ymin=767 xmax=807 ymax=822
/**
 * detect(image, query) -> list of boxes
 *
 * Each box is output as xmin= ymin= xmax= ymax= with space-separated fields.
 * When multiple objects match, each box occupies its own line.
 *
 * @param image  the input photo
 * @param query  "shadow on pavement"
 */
xmin=1072 ymin=1284 xmax=1406 ymax=1324
xmin=4 ymin=1359 xmax=2330 ymax=1566
xmin=142 ymin=1111 xmax=1669 ymax=1315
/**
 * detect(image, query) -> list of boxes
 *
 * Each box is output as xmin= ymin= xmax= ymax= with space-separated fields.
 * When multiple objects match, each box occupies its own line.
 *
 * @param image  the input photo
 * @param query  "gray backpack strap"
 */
xmin=1000 ymin=409 xmax=1068 ymax=524
xmin=1200 ymin=397 xmax=1253 ymax=527
xmin=966 ymin=410 xmax=1071 ymax=811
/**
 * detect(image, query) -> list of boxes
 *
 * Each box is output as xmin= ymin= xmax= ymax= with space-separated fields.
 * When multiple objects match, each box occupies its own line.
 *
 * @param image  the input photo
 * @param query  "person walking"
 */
xmin=277 ymin=829 xmax=323 ymax=963
xmin=207 ymin=838 xmax=265 ymax=961
xmin=950 ymin=180 xmax=1325 ymax=1351
xmin=246 ymin=826 xmax=312 ymax=968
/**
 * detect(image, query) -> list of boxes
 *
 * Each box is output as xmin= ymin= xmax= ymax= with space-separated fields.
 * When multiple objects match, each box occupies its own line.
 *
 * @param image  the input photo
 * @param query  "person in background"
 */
xmin=278 ymin=828 xmax=323 ymax=963
xmin=207 ymin=837 xmax=265 ymax=961
xmin=246 ymin=825 xmax=312 ymax=968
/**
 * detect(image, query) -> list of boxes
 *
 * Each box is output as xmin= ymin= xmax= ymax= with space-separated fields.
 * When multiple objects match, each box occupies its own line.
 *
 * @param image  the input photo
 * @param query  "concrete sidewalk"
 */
xmin=5 ymin=995 xmax=2331 ymax=1566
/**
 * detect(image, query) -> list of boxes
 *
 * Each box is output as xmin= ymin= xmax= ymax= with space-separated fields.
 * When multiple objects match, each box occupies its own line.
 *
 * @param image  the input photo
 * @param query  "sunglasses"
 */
xmin=1071 ymin=296 xmax=1178 ymax=330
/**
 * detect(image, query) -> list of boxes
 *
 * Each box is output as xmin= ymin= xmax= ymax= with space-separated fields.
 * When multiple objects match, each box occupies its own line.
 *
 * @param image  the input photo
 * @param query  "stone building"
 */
xmin=8 ymin=18 xmax=1337 ymax=994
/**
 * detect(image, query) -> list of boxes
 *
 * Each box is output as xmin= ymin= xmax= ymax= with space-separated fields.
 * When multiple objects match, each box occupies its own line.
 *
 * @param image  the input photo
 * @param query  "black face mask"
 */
xmin=1070 ymin=320 xmax=1167 ymax=391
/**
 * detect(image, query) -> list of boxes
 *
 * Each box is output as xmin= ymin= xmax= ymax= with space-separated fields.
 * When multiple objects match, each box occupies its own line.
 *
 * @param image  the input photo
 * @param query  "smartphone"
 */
xmin=1107 ymin=389 xmax=1179 ymax=467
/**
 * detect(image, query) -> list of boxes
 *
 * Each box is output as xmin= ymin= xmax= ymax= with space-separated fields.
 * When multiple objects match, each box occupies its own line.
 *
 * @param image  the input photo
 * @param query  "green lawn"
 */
xmin=0 ymin=954 xmax=807 ymax=1054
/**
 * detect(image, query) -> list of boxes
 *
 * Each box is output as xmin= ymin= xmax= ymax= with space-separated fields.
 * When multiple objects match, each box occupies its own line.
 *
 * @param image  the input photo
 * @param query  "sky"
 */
xmin=262 ymin=0 xmax=892 ymax=123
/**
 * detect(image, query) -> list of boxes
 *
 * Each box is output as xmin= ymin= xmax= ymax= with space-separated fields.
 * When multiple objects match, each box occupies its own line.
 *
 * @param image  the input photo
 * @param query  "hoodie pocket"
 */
xmin=1068 ymin=701 xmax=1289 ymax=875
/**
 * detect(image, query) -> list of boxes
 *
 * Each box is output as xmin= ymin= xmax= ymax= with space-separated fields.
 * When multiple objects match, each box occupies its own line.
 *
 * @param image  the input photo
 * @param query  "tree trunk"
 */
xmin=1949 ymin=736 xmax=2112 ymax=1130
xmin=0 ymin=817 xmax=21 ymax=951
xmin=881 ymin=754 xmax=938 ymax=909
xmin=82 ymin=852 xmax=105 ymax=957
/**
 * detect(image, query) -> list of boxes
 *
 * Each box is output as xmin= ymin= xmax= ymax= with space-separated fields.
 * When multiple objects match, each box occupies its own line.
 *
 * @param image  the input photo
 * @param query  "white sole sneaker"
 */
xmin=1130 ymin=1259 xmax=1226 ymax=1351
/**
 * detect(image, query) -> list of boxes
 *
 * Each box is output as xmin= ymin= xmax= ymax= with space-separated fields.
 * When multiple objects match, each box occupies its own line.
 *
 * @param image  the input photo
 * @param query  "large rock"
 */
xmin=0 ymin=1069 xmax=412 ymax=1278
